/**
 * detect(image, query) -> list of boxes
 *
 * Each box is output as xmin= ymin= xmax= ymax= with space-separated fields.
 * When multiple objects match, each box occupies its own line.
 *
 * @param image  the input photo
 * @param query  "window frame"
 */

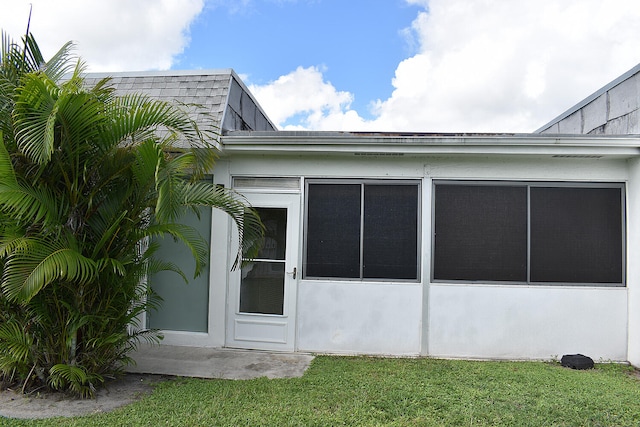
xmin=431 ymin=180 xmax=626 ymax=287
xmin=303 ymin=178 xmax=422 ymax=282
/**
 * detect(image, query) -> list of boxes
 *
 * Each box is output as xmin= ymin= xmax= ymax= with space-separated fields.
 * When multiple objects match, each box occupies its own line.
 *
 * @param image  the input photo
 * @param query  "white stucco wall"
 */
xmin=160 ymin=149 xmax=634 ymax=360
xmin=428 ymin=284 xmax=627 ymax=361
xmin=425 ymin=155 xmax=629 ymax=361
xmin=626 ymin=157 xmax=640 ymax=366
xmin=297 ymin=281 xmax=422 ymax=355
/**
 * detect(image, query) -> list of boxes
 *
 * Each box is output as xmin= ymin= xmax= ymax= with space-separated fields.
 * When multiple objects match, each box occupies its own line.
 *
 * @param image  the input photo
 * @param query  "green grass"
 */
xmin=3 ymin=356 xmax=640 ymax=426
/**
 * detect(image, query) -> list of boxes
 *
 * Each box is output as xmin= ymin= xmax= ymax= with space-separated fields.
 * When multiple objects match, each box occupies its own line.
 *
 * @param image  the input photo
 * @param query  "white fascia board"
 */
xmin=220 ymin=134 xmax=640 ymax=158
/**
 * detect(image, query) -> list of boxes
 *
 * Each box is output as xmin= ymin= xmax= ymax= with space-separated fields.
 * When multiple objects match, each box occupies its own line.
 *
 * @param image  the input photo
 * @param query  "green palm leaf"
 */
xmin=0 ymin=320 xmax=32 ymax=365
xmin=178 ymin=181 xmax=264 ymax=267
xmin=0 ymin=234 xmax=30 ymax=258
xmin=89 ymin=210 xmax=129 ymax=258
xmin=2 ymin=238 xmax=98 ymax=302
xmin=48 ymin=364 xmax=103 ymax=398
xmin=144 ymin=222 xmax=209 ymax=277
xmin=13 ymin=74 xmax=59 ymax=164
xmin=13 ymin=73 xmax=106 ymax=166
xmin=132 ymin=139 xmax=163 ymax=188
xmin=105 ymin=93 xmax=199 ymax=147
xmin=0 ymin=133 xmax=17 ymax=185
xmin=146 ymin=257 xmax=189 ymax=284
xmin=0 ymin=136 xmax=59 ymax=225
xmin=40 ymin=40 xmax=80 ymax=83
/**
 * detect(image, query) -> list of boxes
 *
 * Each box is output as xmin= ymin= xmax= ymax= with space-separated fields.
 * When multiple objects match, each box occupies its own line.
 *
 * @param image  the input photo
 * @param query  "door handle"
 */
xmin=287 ymin=267 xmax=297 ymax=279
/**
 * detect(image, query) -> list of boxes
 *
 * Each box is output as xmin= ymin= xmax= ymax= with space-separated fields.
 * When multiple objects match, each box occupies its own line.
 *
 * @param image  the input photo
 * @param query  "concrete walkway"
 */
xmin=126 ymin=344 xmax=315 ymax=380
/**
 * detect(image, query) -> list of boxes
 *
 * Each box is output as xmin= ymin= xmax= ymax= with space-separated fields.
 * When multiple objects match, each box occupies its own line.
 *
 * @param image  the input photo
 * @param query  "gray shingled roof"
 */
xmin=83 ymin=69 xmax=277 ymax=143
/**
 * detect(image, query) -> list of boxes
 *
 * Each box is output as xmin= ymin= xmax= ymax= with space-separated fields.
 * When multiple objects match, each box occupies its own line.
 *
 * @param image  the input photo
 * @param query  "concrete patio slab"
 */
xmin=126 ymin=344 xmax=315 ymax=380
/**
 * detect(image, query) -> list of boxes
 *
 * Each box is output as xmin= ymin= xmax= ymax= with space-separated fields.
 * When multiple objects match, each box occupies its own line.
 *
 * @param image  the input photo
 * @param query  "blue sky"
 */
xmin=177 ymin=1 xmax=420 ymax=119
xmin=3 ymin=0 xmax=640 ymax=132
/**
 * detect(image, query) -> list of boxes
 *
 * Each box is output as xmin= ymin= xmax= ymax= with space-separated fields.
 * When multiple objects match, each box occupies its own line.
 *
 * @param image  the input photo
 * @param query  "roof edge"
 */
xmin=225 ymin=71 xmax=279 ymax=131
xmin=83 ymin=68 xmax=236 ymax=78
xmin=221 ymin=132 xmax=640 ymax=158
xmin=225 ymin=130 xmax=640 ymax=140
xmin=534 ymin=63 xmax=640 ymax=133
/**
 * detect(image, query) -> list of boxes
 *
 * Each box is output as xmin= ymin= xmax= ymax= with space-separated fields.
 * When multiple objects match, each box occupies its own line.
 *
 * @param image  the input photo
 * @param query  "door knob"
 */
xmin=287 ymin=267 xmax=297 ymax=279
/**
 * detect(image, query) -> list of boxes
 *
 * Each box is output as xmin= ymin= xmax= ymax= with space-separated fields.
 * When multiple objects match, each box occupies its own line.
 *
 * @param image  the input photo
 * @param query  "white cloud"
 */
xmin=4 ymin=0 xmax=640 ymax=132
xmin=249 ymin=66 xmax=367 ymax=130
xmin=251 ymin=0 xmax=640 ymax=132
xmin=1 ymin=0 xmax=204 ymax=71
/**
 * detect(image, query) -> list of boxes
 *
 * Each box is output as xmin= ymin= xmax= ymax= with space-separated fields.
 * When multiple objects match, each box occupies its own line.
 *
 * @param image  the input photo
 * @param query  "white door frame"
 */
xmin=226 ymin=192 xmax=300 ymax=351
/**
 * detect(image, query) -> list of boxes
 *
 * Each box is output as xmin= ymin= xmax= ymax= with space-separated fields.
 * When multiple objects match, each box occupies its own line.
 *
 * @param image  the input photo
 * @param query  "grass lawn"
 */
xmin=3 ymin=356 xmax=640 ymax=426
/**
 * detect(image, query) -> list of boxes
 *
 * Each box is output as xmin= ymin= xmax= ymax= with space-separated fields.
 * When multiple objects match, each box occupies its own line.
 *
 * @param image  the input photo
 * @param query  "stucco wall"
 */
xmin=425 ymin=155 xmax=629 ymax=360
xmin=626 ymin=157 xmax=640 ymax=366
xmin=297 ymin=282 xmax=422 ymax=355
xmin=161 ymin=151 xmax=632 ymax=361
xmin=428 ymin=284 xmax=627 ymax=360
xmin=224 ymin=154 xmax=630 ymax=359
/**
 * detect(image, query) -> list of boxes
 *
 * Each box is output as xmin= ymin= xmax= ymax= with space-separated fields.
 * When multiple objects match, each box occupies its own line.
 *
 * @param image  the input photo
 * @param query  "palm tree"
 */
xmin=0 ymin=33 xmax=263 ymax=397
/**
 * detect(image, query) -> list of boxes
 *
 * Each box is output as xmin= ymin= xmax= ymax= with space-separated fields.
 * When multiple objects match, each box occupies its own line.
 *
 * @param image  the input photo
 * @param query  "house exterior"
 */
xmin=97 ymin=68 xmax=640 ymax=365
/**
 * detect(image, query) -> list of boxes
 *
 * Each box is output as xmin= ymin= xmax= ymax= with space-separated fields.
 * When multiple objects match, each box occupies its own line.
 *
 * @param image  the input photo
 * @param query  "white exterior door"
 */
xmin=226 ymin=192 xmax=300 ymax=351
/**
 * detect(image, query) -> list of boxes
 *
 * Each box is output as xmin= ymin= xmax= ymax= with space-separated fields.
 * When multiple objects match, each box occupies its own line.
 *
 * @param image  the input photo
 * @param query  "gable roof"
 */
xmin=84 ymin=69 xmax=277 ymax=139
xmin=536 ymin=63 xmax=640 ymax=135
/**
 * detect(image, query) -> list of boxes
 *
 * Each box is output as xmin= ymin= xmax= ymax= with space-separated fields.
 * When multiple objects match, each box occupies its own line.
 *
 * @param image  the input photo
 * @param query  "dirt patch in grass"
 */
xmin=626 ymin=367 xmax=640 ymax=381
xmin=0 ymin=373 xmax=169 ymax=420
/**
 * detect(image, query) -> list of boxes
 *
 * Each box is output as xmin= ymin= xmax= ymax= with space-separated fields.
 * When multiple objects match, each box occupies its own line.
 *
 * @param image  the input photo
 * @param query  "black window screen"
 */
xmin=434 ymin=184 xmax=528 ymax=281
xmin=433 ymin=182 xmax=624 ymax=286
xmin=306 ymin=184 xmax=361 ymax=278
xmin=364 ymin=185 xmax=419 ymax=279
xmin=305 ymin=181 xmax=420 ymax=280
xmin=530 ymin=187 xmax=623 ymax=283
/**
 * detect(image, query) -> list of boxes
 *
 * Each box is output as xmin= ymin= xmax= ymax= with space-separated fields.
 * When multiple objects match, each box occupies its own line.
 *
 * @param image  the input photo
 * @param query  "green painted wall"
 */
xmin=148 ymin=207 xmax=212 ymax=332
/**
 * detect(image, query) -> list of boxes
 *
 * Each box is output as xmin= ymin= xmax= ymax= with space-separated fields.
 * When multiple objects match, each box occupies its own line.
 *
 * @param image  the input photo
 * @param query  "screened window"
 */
xmin=433 ymin=184 xmax=528 ymax=282
xmin=305 ymin=180 xmax=420 ymax=280
xmin=433 ymin=182 xmax=625 ymax=285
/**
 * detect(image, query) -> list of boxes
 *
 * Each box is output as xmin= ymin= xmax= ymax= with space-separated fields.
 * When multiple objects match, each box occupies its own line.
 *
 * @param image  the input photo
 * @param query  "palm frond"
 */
xmin=0 ymin=234 xmax=30 ymax=258
xmin=2 ymin=238 xmax=98 ymax=302
xmin=13 ymin=72 xmax=106 ymax=167
xmin=237 ymin=206 xmax=265 ymax=267
xmin=0 ymin=133 xmax=17 ymax=185
xmin=89 ymin=210 xmax=129 ymax=258
xmin=37 ymin=37 xmax=78 ymax=82
xmin=144 ymin=222 xmax=209 ymax=277
xmin=105 ymin=93 xmax=198 ymax=146
xmin=0 ymin=134 xmax=59 ymax=225
xmin=179 ymin=182 xmax=265 ymax=267
xmin=48 ymin=364 xmax=103 ymax=398
xmin=54 ymin=82 xmax=105 ymax=148
xmin=154 ymin=174 xmax=185 ymax=223
xmin=147 ymin=257 xmax=189 ymax=283
xmin=13 ymin=73 xmax=59 ymax=164
xmin=20 ymin=33 xmax=46 ymax=73
xmin=0 ymin=32 xmax=76 ymax=83
xmin=95 ymin=257 xmax=126 ymax=276
xmin=131 ymin=138 xmax=163 ymax=188
xmin=0 ymin=320 xmax=32 ymax=365
xmin=0 ymin=32 xmax=28 ymax=87
xmin=0 ymin=184 xmax=59 ymax=227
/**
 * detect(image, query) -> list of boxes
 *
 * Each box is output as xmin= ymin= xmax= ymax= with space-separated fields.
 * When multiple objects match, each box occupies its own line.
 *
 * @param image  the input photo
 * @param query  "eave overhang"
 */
xmin=220 ymin=131 xmax=640 ymax=159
